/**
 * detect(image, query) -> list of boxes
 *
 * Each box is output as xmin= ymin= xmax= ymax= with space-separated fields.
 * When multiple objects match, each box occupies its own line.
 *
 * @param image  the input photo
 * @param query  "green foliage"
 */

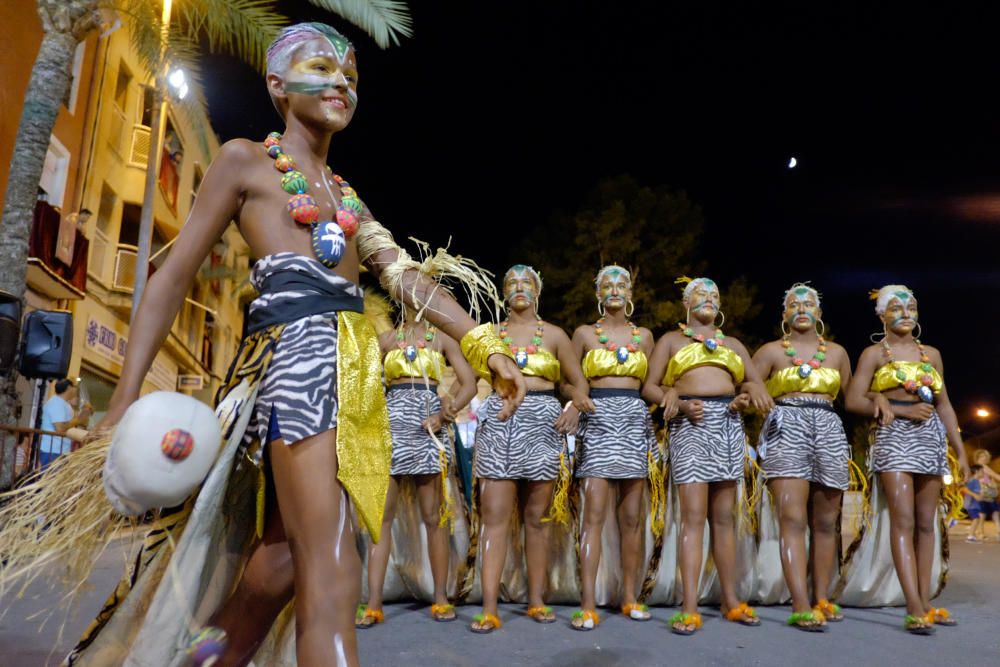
xmin=515 ymin=175 xmax=762 ymax=339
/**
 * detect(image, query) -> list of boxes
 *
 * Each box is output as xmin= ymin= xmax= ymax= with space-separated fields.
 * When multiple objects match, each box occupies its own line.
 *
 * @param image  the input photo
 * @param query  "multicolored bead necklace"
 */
xmin=396 ymin=325 xmax=436 ymax=362
xmin=264 ymin=131 xmax=363 ymax=268
xmin=782 ymin=334 xmax=826 ymax=379
xmin=500 ymin=318 xmax=544 ymax=369
xmin=679 ymin=323 xmax=726 ymax=352
xmin=882 ymin=337 xmax=936 ymax=403
xmin=596 ymin=317 xmax=642 ymax=364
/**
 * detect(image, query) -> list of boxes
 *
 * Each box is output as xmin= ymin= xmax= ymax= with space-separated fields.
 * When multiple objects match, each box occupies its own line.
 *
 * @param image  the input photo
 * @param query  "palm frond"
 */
xmin=306 ymin=0 xmax=413 ymax=48
xmin=176 ymin=0 xmax=287 ymax=75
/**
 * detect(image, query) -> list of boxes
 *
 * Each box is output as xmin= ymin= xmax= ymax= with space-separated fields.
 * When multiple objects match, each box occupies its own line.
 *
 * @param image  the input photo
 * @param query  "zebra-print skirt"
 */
xmin=668 ymin=396 xmax=745 ymax=485
xmin=388 ymin=383 xmax=452 ymax=476
xmin=872 ymin=406 xmax=948 ymax=476
xmin=473 ymin=391 xmax=564 ymax=480
xmin=246 ymin=253 xmax=361 ymax=447
xmin=758 ymin=397 xmax=850 ymax=490
xmin=575 ymin=388 xmax=658 ymax=480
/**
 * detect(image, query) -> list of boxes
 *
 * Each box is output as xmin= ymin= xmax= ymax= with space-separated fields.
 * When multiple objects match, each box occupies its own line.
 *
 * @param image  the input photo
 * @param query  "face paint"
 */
xmin=884 ymin=294 xmax=918 ymax=327
xmin=284 ymin=38 xmax=359 ymax=111
xmin=503 ymin=265 xmax=540 ymax=307
xmin=688 ymin=282 xmax=720 ymax=313
xmin=783 ymin=286 xmax=820 ymax=326
xmin=597 ymin=269 xmax=631 ymax=307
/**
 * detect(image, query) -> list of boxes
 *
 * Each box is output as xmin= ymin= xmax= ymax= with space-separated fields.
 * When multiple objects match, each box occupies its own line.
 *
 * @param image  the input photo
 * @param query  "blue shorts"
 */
xmin=979 ymin=500 xmax=999 ymax=516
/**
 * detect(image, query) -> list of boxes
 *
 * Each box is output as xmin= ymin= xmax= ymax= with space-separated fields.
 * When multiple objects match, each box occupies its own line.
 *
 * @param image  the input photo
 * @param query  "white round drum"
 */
xmin=103 ymin=391 xmax=222 ymax=515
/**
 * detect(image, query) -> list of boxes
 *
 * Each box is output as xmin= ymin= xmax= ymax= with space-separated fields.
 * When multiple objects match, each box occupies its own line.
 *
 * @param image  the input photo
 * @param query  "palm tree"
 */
xmin=0 ymin=0 xmax=412 ymax=486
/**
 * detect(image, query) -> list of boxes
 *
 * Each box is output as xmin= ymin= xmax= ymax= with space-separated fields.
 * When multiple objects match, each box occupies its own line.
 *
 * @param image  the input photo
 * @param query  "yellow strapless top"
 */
xmin=870 ymin=361 xmax=944 ymax=394
xmin=664 ymin=342 xmax=745 ymax=386
xmin=384 ymin=347 xmax=446 ymax=383
xmin=517 ymin=348 xmax=561 ymax=383
xmin=582 ymin=348 xmax=648 ymax=381
xmin=767 ymin=366 xmax=841 ymax=399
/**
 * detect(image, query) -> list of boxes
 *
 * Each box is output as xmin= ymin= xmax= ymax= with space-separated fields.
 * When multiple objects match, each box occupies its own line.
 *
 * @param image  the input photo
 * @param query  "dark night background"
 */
xmin=202 ymin=1 xmax=1000 ymax=444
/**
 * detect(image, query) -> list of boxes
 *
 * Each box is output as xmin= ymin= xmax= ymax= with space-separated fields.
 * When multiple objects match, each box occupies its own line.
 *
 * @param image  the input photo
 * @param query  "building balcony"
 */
xmin=27 ymin=200 xmax=87 ymax=300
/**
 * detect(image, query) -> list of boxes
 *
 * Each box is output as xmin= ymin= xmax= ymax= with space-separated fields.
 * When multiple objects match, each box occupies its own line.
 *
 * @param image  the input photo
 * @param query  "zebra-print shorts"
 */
xmin=872 ymin=407 xmax=948 ymax=476
xmin=758 ymin=397 xmax=850 ymax=490
xmin=668 ymin=396 xmax=745 ymax=485
xmin=474 ymin=391 xmax=564 ymax=480
xmin=575 ymin=389 xmax=658 ymax=480
xmin=388 ymin=383 xmax=452 ymax=476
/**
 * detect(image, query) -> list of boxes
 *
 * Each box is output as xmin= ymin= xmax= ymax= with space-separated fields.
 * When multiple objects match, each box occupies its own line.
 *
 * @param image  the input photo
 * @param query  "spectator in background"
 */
xmin=973 ymin=450 xmax=1000 ymax=540
xmin=963 ymin=465 xmax=986 ymax=543
xmin=39 ymin=379 xmax=91 ymax=468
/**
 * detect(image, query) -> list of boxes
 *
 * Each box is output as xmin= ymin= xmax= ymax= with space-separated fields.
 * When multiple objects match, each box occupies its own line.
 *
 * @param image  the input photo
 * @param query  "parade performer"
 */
xmin=844 ymin=285 xmax=968 ymax=635
xmin=0 ymin=23 xmax=523 ymax=667
xmin=643 ymin=277 xmax=772 ymax=635
xmin=355 ymin=307 xmax=478 ymax=628
xmin=463 ymin=265 xmax=590 ymax=633
xmin=569 ymin=265 xmax=659 ymax=631
xmin=750 ymin=284 xmax=854 ymax=630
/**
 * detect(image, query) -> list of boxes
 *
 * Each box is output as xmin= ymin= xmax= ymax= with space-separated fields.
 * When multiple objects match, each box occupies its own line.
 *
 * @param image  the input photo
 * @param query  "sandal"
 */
xmin=355 ymin=604 xmax=384 ymax=629
xmin=927 ymin=607 xmax=957 ymax=626
xmin=787 ymin=610 xmax=827 ymax=632
xmin=904 ymin=614 xmax=935 ymax=635
xmin=570 ymin=609 xmax=600 ymax=631
xmin=669 ymin=611 xmax=702 ymax=636
xmin=814 ymin=599 xmax=843 ymax=622
xmin=430 ymin=603 xmax=457 ymax=622
xmin=527 ymin=605 xmax=557 ymax=624
xmin=187 ymin=627 xmax=227 ymax=666
xmin=622 ymin=602 xmax=652 ymax=621
xmin=470 ymin=612 xmax=502 ymax=634
xmin=724 ymin=602 xmax=761 ymax=626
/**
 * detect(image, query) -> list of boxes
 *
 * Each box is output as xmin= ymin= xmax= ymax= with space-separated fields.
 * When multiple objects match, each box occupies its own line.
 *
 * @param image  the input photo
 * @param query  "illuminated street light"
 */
xmin=168 ymin=69 xmax=188 ymax=99
xmin=976 ymin=408 xmax=991 ymax=418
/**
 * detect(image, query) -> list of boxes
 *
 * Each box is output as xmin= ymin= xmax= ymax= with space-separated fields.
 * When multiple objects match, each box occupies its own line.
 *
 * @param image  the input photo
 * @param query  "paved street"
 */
xmin=2 ymin=526 xmax=997 ymax=666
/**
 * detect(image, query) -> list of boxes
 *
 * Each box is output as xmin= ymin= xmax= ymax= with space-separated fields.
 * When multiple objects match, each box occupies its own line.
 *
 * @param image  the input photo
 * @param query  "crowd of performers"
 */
xmin=0 ymin=21 xmax=972 ymax=667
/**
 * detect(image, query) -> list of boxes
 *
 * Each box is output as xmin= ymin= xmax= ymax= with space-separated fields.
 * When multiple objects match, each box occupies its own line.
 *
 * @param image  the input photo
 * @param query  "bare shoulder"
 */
xmin=922 ymin=344 xmax=944 ymax=363
xmin=544 ymin=322 xmax=572 ymax=345
xmin=857 ymin=343 xmax=883 ymax=364
xmin=572 ymin=324 xmax=594 ymax=341
xmin=217 ymin=138 xmax=263 ymax=165
xmin=724 ymin=335 xmax=750 ymax=354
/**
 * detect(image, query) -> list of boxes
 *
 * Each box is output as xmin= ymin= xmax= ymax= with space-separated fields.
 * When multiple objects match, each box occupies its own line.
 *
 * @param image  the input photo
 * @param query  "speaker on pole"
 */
xmin=18 ymin=310 xmax=73 ymax=379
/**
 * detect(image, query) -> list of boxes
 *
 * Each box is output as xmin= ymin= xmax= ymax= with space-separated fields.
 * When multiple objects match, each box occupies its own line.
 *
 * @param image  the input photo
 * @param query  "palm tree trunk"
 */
xmin=0 ymin=1 xmax=99 ymax=488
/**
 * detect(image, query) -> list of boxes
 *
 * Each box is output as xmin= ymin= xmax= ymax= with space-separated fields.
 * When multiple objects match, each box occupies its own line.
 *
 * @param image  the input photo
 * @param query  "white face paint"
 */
xmin=283 ymin=37 xmax=359 ymax=121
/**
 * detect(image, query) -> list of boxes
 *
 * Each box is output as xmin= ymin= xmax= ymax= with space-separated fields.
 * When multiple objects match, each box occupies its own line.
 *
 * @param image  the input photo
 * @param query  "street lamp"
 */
xmin=168 ymin=68 xmax=188 ymax=100
xmin=976 ymin=408 xmax=991 ymax=418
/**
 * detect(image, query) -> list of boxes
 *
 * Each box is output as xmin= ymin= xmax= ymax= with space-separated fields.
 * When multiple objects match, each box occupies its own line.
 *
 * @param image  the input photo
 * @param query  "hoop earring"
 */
xmin=685 ymin=307 xmax=691 ymax=324
xmin=815 ymin=319 xmax=826 ymax=337
xmin=625 ymin=299 xmax=635 ymax=318
xmin=597 ymin=300 xmax=606 ymax=317
xmin=533 ymin=300 xmax=540 ymax=317
xmin=781 ymin=320 xmax=791 ymax=337
xmin=715 ymin=310 xmax=726 ymax=328
xmin=913 ymin=322 xmax=922 ymax=340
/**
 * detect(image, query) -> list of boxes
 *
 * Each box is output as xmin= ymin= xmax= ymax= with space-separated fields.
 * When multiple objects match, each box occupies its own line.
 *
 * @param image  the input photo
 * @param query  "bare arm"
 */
xmin=441 ymin=333 xmax=479 ymax=416
xmin=642 ymin=333 xmax=673 ymax=405
xmin=101 ymin=141 xmax=248 ymax=425
xmin=730 ymin=337 xmax=773 ymax=412
xmin=845 ymin=346 xmax=888 ymax=420
xmin=929 ymin=349 xmax=969 ymax=476
xmin=835 ymin=342 xmax=853 ymax=399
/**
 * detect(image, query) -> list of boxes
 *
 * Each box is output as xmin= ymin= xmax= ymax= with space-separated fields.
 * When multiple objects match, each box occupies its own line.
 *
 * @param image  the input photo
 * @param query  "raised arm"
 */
xmin=101 ymin=140 xmax=248 ymax=426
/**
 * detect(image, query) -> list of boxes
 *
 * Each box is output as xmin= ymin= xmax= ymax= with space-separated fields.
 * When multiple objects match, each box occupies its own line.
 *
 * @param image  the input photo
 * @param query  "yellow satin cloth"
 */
xmin=664 ymin=341 xmax=744 ymax=386
xmin=766 ymin=366 xmax=841 ymax=398
xmin=870 ymin=361 xmax=944 ymax=394
xmin=383 ymin=347 xmax=446 ymax=383
xmin=520 ymin=347 xmax=561 ymax=382
xmin=582 ymin=348 xmax=648 ymax=381
xmin=336 ymin=311 xmax=394 ymax=543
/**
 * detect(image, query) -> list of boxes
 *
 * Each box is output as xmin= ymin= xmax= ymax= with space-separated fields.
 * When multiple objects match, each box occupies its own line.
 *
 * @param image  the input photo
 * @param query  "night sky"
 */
xmin=201 ymin=1 xmax=1000 ymax=439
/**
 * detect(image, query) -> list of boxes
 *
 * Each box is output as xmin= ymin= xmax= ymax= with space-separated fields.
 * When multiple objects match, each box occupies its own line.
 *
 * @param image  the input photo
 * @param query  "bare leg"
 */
xmin=880 ymin=471 xmax=925 ymax=618
xmin=363 ymin=476 xmax=399 ymax=616
xmin=809 ymin=484 xmax=842 ymax=606
xmin=270 ymin=431 xmax=361 ymax=667
xmin=771 ymin=478 xmax=812 ymax=615
xmin=414 ymin=473 xmax=451 ymax=609
xmin=913 ymin=474 xmax=942 ymax=613
xmin=477 ymin=478 xmax=517 ymax=623
xmin=211 ymin=504 xmax=294 ymax=667
xmin=708 ymin=480 xmax=744 ymax=616
xmin=677 ymin=482 xmax=708 ymax=618
xmin=578 ymin=477 xmax=611 ymax=615
xmin=617 ymin=478 xmax=646 ymax=610
xmin=520 ymin=479 xmax=555 ymax=611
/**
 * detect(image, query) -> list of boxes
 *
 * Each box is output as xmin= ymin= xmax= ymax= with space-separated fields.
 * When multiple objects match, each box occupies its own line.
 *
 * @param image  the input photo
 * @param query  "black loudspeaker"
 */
xmin=0 ymin=291 xmax=20 ymax=372
xmin=18 ymin=310 xmax=73 ymax=379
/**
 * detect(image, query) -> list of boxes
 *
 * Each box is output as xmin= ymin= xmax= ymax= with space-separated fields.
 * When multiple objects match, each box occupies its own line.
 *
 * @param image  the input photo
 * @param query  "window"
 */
xmin=190 ymin=165 xmax=203 ymax=211
xmin=113 ymin=62 xmax=131 ymax=113
xmin=39 ymin=136 xmax=70 ymax=209
xmin=159 ymin=116 xmax=184 ymax=213
xmin=96 ymin=183 xmax=117 ymax=235
xmin=118 ymin=203 xmax=142 ymax=246
xmin=140 ymin=85 xmax=154 ymax=128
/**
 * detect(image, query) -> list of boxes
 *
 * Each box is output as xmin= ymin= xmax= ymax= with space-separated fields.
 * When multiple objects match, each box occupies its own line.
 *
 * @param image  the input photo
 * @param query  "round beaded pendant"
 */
xmin=500 ymin=318 xmax=544 ymax=369
xmin=596 ymin=318 xmax=642 ymax=363
xmin=782 ymin=334 xmax=826 ymax=378
xmin=396 ymin=326 xmax=436 ymax=362
xmin=882 ymin=337 xmax=936 ymax=403
xmin=680 ymin=324 xmax=726 ymax=352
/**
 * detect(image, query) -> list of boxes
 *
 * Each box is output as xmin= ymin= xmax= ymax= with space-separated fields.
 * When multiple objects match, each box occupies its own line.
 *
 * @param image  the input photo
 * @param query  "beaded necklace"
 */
xmin=881 ymin=337 xmax=936 ymax=403
xmin=782 ymin=334 xmax=826 ymax=379
xmin=395 ymin=325 xmax=437 ymax=362
xmin=596 ymin=317 xmax=642 ymax=364
xmin=679 ymin=323 xmax=726 ymax=352
xmin=264 ymin=131 xmax=362 ymax=268
xmin=500 ymin=318 xmax=544 ymax=369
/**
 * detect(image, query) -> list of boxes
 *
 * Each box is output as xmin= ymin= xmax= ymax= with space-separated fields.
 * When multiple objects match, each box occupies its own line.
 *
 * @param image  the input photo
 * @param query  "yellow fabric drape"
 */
xmin=664 ymin=342 xmax=744 ymax=386
xmin=582 ymin=348 xmax=649 ymax=381
xmin=766 ymin=366 xmax=841 ymax=399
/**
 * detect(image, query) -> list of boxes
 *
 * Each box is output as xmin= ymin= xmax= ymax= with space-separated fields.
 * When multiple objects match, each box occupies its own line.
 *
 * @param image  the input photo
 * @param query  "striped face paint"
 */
xmin=783 ymin=285 xmax=820 ymax=325
xmin=684 ymin=278 xmax=719 ymax=313
xmin=284 ymin=38 xmax=358 ymax=109
xmin=595 ymin=266 xmax=631 ymax=309
xmin=503 ymin=264 xmax=542 ymax=307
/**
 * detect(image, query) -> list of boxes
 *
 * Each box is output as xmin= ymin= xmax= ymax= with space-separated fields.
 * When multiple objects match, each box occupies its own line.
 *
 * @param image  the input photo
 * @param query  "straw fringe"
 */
xmin=542 ymin=449 xmax=572 ymax=526
xmin=0 ymin=431 xmax=134 ymax=602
